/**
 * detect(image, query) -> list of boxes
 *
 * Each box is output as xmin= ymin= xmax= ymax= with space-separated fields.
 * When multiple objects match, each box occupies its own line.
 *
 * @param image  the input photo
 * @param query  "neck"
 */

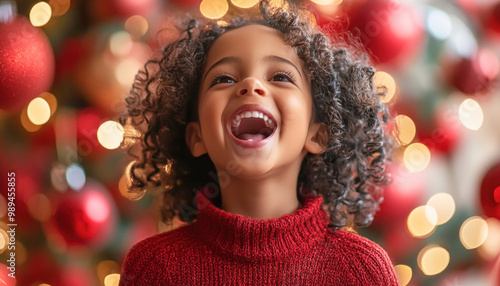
xmin=218 ymin=170 xmax=301 ymax=220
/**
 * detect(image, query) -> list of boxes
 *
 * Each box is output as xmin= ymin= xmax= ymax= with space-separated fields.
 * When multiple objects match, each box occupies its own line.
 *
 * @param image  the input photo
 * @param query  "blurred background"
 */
xmin=0 ymin=0 xmax=499 ymax=285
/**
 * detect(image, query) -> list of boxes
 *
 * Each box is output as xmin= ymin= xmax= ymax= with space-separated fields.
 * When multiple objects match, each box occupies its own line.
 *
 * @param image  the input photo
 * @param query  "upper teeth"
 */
xmin=232 ymin=111 xmax=274 ymax=128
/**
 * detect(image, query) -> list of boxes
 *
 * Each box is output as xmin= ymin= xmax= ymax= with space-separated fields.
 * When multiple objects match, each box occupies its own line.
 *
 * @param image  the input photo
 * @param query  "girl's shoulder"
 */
xmin=322 ymin=228 xmax=399 ymax=284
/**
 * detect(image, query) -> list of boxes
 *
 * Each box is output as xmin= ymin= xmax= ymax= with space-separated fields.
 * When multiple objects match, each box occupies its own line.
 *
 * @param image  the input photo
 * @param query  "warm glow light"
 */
xmin=311 ymin=0 xmax=342 ymax=6
xmin=115 ymin=59 xmax=142 ymax=86
xmin=459 ymin=98 xmax=483 ymax=130
xmin=200 ymin=0 xmax=229 ymax=19
xmin=394 ymin=264 xmax=412 ymax=286
xmin=407 ymin=206 xmax=437 ymax=237
xmin=27 ymin=97 xmax=51 ymax=125
xmin=66 ymin=163 xmax=86 ymax=191
xmin=48 ymin=0 xmax=70 ymax=16
xmin=0 ymin=229 xmax=7 ymax=254
xmin=426 ymin=193 xmax=455 ymax=225
xmin=97 ymin=121 xmax=125 ymax=150
xmin=231 ymin=0 xmax=259 ymax=8
xmin=125 ymin=15 xmax=149 ymax=37
xmin=478 ymin=218 xmax=500 ymax=260
xmin=460 ymin=216 xmax=488 ymax=249
xmin=394 ymin=115 xmax=416 ymax=146
xmin=41 ymin=92 xmax=57 ymax=116
xmin=97 ymin=260 xmax=120 ymax=285
xmin=418 ymin=245 xmax=450 ymax=276
xmin=374 ymin=71 xmax=397 ymax=103
xmin=30 ymin=2 xmax=52 ymax=27
xmin=85 ymin=194 xmax=110 ymax=223
xmin=20 ymin=108 xmax=42 ymax=132
xmin=104 ymin=273 xmax=121 ymax=286
xmin=109 ymin=31 xmax=133 ymax=57
xmin=404 ymin=143 xmax=431 ymax=173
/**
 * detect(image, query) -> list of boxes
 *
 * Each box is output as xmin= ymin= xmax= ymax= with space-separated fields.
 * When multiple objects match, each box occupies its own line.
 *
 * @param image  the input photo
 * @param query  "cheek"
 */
xmin=280 ymin=92 xmax=313 ymax=126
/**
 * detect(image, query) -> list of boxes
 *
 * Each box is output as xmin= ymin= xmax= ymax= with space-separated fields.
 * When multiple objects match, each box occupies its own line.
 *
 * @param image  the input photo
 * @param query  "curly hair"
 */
xmin=119 ymin=0 xmax=394 ymax=230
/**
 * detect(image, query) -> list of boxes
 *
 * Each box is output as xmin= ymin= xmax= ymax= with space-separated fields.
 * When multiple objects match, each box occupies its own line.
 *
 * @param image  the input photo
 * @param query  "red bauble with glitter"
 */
xmin=479 ymin=162 xmax=500 ymax=220
xmin=46 ymin=181 xmax=117 ymax=249
xmin=0 ymin=13 xmax=55 ymax=111
xmin=347 ymin=0 xmax=424 ymax=68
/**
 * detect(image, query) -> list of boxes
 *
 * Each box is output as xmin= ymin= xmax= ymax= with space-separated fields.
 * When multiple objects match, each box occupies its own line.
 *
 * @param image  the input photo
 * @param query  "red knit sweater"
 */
xmin=120 ymin=190 xmax=399 ymax=285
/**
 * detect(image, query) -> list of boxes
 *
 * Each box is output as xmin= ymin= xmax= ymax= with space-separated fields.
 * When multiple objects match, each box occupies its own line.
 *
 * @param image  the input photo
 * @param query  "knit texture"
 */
xmin=120 ymin=189 xmax=399 ymax=285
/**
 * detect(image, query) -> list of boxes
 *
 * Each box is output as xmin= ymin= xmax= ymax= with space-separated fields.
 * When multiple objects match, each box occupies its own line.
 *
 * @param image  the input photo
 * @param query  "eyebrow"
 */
xmin=202 ymin=55 xmax=303 ymax=80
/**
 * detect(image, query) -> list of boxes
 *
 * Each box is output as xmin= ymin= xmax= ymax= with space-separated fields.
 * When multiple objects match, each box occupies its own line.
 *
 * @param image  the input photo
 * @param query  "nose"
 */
xmin=238 ymin=77 xmax=266 ymax=96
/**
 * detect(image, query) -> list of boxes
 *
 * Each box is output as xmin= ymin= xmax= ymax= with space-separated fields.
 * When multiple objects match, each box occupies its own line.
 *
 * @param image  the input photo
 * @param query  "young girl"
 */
xmin=119 ymin=0 xmax=399 ymax=285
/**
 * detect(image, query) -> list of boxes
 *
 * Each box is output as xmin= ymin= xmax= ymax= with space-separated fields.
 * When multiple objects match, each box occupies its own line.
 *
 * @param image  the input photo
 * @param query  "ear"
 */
xmin=185 ymin=122 xmax=207 ymax=157
xmin=305 ymin=123 xmax=328 ymax=154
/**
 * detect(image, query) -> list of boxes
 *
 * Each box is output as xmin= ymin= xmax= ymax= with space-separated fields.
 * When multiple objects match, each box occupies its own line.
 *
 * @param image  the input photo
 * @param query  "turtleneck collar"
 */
xmin=189 ymin=188 xmax=330 ymax=262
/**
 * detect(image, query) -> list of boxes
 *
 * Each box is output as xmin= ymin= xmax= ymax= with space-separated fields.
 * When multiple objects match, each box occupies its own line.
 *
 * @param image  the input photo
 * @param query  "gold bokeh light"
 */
xmin=404 ymin=143 xmax=431 ymax=173
xmin=30 ymin=1 xmax=52 ymax=27
xmin=125 ymin=15 xmax=149 ymax=37
xmin=27 ymin=97 xmax=51 ymax=125
xmin=104 ymin=273 xmax=121 ymax=286
xmin=200 ymin=0 xmax=229 ymax=19
xmin=231 ymin=0 xmax=259 ymax=8
xmin=97 ymin=121 xmax=124 ymax=150
xmin=407 ymin=206 xmax=437 ymax=238
xmin=426 ymin=193 xmax=455 ymax=225
xmin=460 ymin=216 xmax=488 ymax=249
xmin=394 ymin=115 xmax=416 ymax=146
xmin=48 ymin=0 xmax=71 ymax=16
xmin=459 ymin=98 xmax=483 ymax=131
xmin=418 ymin=245 xmax=450 ymax=276
xmin=394 ymin=264 xmax=412 ymax=286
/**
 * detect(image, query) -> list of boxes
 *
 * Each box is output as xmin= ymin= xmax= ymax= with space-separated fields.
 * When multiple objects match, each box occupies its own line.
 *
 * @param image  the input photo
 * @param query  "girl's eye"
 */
xmin=271 ymin=72 xmax=294 ymax=83
xmin=211 ymin=75 xmax=236 ymax=86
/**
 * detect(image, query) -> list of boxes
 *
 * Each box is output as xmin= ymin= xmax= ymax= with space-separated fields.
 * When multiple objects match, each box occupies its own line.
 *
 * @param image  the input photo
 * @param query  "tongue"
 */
xmin=239 ymin=133 xmax=265 ymax=141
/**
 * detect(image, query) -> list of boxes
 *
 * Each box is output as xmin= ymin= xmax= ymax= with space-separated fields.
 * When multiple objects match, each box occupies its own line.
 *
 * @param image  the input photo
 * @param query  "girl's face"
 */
xmin=187 ymin=24 xmax=323 ymax=178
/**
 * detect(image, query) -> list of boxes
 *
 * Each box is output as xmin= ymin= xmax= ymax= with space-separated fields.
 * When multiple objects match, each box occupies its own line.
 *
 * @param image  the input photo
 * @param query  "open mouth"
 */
xmin=230 ymin=110 xmax=276 ymax=142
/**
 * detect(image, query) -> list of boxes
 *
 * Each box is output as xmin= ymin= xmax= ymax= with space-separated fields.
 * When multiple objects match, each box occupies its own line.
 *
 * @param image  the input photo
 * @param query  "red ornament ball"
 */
xmin=0 ymin=17 xmax=55 ymax=112
xmin=480 ymin=162 xmax=500 ymax=220
xmin=446 ymin=48 xmax=499 ymax=95
xmin=46 ymin=181 xmax=117 ymax=248
xmin=347 ymin=0 xmax=424 ymax=68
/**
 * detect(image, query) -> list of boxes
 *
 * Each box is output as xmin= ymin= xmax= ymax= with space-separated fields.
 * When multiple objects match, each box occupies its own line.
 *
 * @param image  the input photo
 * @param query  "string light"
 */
xmin=404 ymin=143 xmax=431 ymax=173
xmin=231 ymin=0 xmax=259 ymax=8
xmin=460 ymin=216 xmax=488 ymax=249
xmin=30 ymin=1 xmax=52 ymax=27
xmin=27 ymin=97 xmax=51 ymax=125
xmin=125 ymin=15 xmax=149 ymax=37
xmin=407 ymin=205 xmax=437 ymax=238
xmin=97 ymin=121 xmax=125 ymax=150
xmin=374 ymin=71 xmax=397 ymax=103
xmin=394 ymin=115 xmax=416 ymax=146
xmin=200 ymin=0 xmax=229 ymax=19
xmin=459 ymin=98 xmax=483 ymax=130
xmin=104 ymin=273 xmax=121 ymax=286
xmin=426 ymin=193 xmax=455 ymax=225
xmin=418 ymin=245 xmax=450 ymax=276
xmin=394 ymin=264 xmax=412 ymax=286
